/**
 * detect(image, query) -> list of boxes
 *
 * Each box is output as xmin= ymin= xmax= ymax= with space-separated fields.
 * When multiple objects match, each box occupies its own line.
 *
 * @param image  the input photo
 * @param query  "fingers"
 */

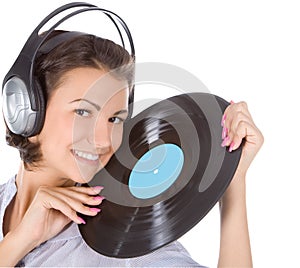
xmin=221 ymin=119 xmax=256 ymax=151
xmin=67 ymin=185 xmax=104 ymax=195
xmin=221 ymin=101 xmax=263 ymax=152
xmin=36 ymin=185 xmax=105 ymax=225
xmin=38 ymin=190 xmax=84 ymax=224
xmin=50 ymin=185 xmax=105 ymax=208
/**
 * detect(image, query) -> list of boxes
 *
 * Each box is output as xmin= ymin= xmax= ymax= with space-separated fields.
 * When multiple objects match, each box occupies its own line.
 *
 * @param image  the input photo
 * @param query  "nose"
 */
xmin=91 ymin=119 xmax=112 ymax=155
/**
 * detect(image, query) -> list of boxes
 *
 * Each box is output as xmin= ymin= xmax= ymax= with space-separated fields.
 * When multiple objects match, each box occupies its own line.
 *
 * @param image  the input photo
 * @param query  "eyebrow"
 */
xmin=69 ymin=99 xmax=100 ymax=111
xmin=69 ymin=99 xmax=128 ymax=116
xmin=114 ymin=109 xmax=128 ymax=116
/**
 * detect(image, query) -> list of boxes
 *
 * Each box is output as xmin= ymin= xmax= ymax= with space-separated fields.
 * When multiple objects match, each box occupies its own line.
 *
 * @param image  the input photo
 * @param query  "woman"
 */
xmin=0 ymin=31 xmax=263 ymax=266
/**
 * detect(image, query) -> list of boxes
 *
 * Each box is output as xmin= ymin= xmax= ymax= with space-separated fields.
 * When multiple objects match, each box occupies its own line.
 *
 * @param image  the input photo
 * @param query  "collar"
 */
xmin=0 ymin=175 xmax=17 ymax=240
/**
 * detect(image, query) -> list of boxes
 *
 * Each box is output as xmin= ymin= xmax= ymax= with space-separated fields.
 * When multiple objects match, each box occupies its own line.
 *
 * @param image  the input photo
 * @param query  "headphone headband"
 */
xmin=2 ymin=2 xmax=135 ymax=137
xmin=3 ymin=2 xmax=135 ymax=88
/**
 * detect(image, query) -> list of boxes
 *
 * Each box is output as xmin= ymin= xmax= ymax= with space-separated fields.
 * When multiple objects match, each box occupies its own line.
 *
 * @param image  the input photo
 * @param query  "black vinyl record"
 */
xmin=78 ymin=92 xmax=242 ymax=258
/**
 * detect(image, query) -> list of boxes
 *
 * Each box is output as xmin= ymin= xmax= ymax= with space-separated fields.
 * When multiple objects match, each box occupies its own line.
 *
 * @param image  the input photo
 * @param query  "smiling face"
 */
xmin=36 ymin=67 xmax=129 ymax=183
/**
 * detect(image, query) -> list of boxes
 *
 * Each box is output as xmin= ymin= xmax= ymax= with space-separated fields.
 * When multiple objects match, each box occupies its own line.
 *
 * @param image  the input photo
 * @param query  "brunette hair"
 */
xmin=5 ymin=31 xmax=134 ymax=170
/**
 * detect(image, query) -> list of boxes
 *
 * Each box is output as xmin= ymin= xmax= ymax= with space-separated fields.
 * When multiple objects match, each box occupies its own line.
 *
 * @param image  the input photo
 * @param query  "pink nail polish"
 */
xmin=229 ymin=142 xmax=235 ymax=152
xmin=221 ymin=136 xmax=230 ymax=147
xmin=93 ymin=186 xmax=104 ymax=191
xmin=230 ymin=100 xmax=235 ymax=104
xmin=90 ymin=207 xmax=101 ymax=213
xmin=78 ymin=217 xmax=86 ymax=224
xmin=222 ymin=127 xmax=228 ymax=139
xmin=93 ymin=196 xmax=105 ymax=201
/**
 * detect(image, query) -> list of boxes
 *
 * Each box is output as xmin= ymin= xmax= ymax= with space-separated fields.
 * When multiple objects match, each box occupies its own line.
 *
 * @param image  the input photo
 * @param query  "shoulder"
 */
xmin=0 ymin=179 xmax=8 ymax=195
xmin=0 ymin=176 xmax=16 ymax=202
xmin=0 ymin=176 xmax=17 ymax=240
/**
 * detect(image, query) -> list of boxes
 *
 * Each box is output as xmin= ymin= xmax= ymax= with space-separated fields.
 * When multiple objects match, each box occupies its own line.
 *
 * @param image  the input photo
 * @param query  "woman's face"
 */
xmin=36 ymin=67 xmax=129 ymax=183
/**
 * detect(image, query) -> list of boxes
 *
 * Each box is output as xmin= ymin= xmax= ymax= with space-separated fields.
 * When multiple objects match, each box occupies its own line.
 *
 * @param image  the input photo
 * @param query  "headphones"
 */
xmin=2 ymin=2 xmax=135 ymax=137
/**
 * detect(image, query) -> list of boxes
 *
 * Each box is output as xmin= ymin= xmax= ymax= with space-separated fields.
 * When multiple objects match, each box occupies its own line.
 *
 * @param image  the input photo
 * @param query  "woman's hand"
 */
xmin=0 ymin=185 xmax=104 ymax=266
xmin=221 ymin=101 xmax=264 ymax=176
xmin=17 ymin=185 xmax=104 ymax=246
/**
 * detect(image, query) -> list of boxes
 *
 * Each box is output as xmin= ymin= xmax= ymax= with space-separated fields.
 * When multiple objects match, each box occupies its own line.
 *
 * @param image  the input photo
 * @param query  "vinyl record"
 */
xmin=78 ymin=92 xmax=242 ymax=258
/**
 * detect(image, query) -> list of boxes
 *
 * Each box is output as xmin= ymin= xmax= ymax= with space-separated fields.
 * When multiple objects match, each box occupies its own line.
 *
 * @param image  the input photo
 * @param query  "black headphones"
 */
xmin=2 ymin=2 xmax=135 ymax=137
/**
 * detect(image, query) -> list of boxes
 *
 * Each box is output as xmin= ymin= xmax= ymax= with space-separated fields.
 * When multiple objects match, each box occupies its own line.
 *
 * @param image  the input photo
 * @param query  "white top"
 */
xmin=0 ymin=176 xmax=205 ymax=267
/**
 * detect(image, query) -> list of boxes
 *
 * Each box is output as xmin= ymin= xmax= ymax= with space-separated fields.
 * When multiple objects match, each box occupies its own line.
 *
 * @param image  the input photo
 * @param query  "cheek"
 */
xmin=40 ymin=110 xmax=75 ymax=148
xmin=72 ymin=117 xmax=95 ymax=142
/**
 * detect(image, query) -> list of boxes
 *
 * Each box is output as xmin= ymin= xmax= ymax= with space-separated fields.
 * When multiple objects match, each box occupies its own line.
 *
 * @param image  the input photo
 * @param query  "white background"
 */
xmin=0 ymin=1 xmax=299 ymax=267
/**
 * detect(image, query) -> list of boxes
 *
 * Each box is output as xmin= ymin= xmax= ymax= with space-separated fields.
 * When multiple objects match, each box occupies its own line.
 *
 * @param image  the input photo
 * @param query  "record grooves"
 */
xmin=78 ymin=92 xmax=242 ymax=258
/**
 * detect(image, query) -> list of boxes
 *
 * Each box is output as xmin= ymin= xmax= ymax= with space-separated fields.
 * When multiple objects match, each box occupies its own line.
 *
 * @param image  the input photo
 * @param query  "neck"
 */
xmin=15 ymin=162 xmax=75 ymax=217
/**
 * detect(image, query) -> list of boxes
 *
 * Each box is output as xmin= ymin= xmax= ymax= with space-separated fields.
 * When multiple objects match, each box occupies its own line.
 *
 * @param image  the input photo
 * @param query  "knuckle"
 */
xmin=82 ymin=194 xmax=93 ymax=204
xmin=235 ymin=111 xmax=245 ymax=121
xmin=69 ymin=210 xmax=78 ymax=219
xmin=64 ymin=196 xmax=76 ymax=207
xmin=72 ymin=191 xmax=91 ymax=203
xmin=238 ymin=119 xmax=247 ymax=128
xmin=78 ymin=204 xmax=92 ymax=215
xmin=235 ymin=101 xmax=247 ymax=111
xmin=240 ymin=101 xmax=248 ymax=108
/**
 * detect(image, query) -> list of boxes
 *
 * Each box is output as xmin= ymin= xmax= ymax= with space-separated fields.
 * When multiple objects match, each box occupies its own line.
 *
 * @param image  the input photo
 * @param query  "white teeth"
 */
xmin=74 ymin=150 xmax=99 ymax=161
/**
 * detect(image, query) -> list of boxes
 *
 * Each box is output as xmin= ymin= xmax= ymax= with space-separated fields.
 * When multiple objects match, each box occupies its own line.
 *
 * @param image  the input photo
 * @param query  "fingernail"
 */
xmin=93 ymin=196 xmax=105 ymax=201
xmin=229 ymin=142 xmax=235 ymax=152
xmin=230 ymin=100 xmax=235 ymax=104
xmin=222 ymin=127 xmax=228 ymax=139
xmin=221 ymin=114 xmax=226 ymax=126
xmin=78 ymin=217 xmax=86 ymax=224
xmin=93 ymin=186 xmax=104 ymax=192
xmin=90 ymin=207 xmax=101 ymax=213
xmin=221 ymin=136 xmax=230 ymax=147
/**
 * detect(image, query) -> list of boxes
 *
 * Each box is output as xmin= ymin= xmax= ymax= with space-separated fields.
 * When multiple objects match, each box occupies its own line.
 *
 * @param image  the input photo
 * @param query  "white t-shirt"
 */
xmin=0 ymin=176 xmax=205 ymax=267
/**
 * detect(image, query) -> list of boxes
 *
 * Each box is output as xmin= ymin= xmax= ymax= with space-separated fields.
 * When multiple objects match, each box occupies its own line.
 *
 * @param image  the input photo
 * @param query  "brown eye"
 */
xmin=75 ymin=109 xmax=91 ymax=117
xmin=109 ymin=117 xmax=124 ymax=124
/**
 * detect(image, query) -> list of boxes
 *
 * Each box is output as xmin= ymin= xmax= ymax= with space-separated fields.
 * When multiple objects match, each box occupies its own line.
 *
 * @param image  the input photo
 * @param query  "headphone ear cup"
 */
xmin=2 ymin=76 xmax=37 ymax=136
xmin=2 ymin=76 xmax=46 ymax=137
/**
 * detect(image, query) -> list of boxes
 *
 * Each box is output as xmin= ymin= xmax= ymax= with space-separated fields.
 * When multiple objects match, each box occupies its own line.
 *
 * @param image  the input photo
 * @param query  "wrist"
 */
xmin=220 ymin=171 xmax=247 ymax=209
xmin=11 ymin=224 xmax=39 ymax=252
xmin=0 ymin=229 xmax=36 ymax=267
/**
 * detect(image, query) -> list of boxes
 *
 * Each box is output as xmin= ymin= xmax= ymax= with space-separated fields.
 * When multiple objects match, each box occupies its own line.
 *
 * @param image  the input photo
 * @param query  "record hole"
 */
xmin=128 ymin=144 xmax=184 ymax=199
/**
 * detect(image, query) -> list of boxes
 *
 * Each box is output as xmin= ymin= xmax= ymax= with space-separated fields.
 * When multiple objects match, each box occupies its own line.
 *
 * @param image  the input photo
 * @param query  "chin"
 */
xmin=68 ymin=156 xmax=111 ymax=185
xmin=72 ymin=167 xmax=105 ymax=185
xmin=70 ymin=174 xmax=94 ymax=185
